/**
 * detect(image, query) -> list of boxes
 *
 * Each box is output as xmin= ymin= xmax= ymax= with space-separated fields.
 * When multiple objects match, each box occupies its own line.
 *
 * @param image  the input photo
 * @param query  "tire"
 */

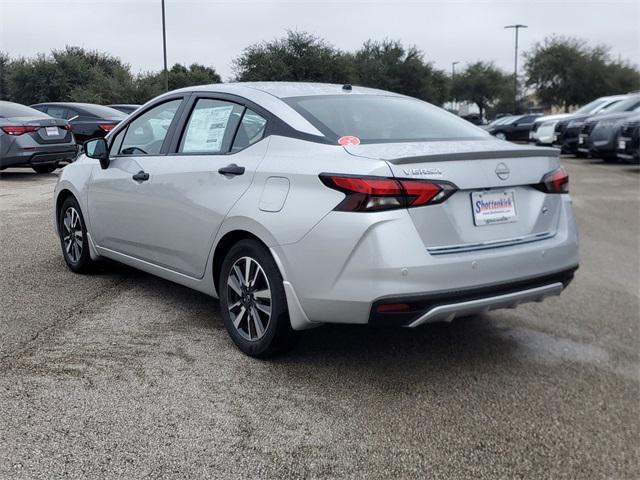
xmin=494 ymin=132 xmax=506 ymax=140
xmin=58 ymin=196 xmax=94 ymax=273
xmin=32 ymin=163 xmax=58 ymax=174
xmin=219 ymin=239 xmax=297 ymax=357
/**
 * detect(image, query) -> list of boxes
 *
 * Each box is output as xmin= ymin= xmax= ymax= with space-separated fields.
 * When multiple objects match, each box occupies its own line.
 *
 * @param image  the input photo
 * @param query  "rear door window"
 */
xmin=120 ymin=99 xmax=182 ymax=155
xmin=179 ymin=99 xmax=244 ymax=154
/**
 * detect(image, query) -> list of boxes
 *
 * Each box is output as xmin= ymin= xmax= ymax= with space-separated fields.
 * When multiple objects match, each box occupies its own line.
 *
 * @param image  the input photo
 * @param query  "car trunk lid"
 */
xmin=344 ymin=140 xmax=563 ymax=252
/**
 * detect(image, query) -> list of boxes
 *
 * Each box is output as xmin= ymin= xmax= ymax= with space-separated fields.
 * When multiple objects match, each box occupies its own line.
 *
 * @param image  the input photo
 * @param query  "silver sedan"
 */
xmin=53 ymin=82 xmax=579 ymax=356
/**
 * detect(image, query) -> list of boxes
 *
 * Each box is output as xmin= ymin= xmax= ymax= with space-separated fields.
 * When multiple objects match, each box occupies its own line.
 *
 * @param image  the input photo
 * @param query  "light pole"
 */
xmin=451 ymin=61 xmax=459 ymax=112
xmin=504 ymin=24 xmax=527 ymax=114
xmin=161 ymin=0 xmax=168 ymax=92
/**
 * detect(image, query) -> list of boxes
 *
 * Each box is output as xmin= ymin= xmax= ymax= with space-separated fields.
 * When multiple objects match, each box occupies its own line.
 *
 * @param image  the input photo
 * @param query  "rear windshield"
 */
xmin=284 ymin=95 xmax=488 ymax=143
xmin=574 ymin=98 xmax=609 ymax=115
xmin=0 ymin=102 xmax=49 ymax=119
xmin=77 ymin=104 xmax=127 ymax=120
xmin=600 ymin=96 xmax=640 ymax=114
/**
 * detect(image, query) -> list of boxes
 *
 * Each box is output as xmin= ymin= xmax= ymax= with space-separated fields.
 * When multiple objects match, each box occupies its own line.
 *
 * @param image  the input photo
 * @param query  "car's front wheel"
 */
xmin=494 ymin=132 xmax=506 ymax=140
xmin=58 ymin=196 xmax=94 ymax=273
xmin=32 ymin=163 xmax=58 ymax=174
xmin=219 ymin=239 xmax=296 ymax=357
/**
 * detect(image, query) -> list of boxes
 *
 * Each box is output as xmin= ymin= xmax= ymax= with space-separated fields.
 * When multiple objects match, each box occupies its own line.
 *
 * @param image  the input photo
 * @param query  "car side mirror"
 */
xmin=84 ymin=138 xmax=109 ymax=169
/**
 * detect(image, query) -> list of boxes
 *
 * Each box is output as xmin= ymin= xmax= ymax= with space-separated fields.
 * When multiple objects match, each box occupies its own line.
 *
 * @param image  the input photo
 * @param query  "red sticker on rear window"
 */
xmin=338 ymin=135 xmax=360 ymax=146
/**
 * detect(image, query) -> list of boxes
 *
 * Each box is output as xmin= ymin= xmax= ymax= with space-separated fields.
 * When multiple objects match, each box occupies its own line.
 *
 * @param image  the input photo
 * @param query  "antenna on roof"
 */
xmin=342 ymin=84 xmax=352 ymax=91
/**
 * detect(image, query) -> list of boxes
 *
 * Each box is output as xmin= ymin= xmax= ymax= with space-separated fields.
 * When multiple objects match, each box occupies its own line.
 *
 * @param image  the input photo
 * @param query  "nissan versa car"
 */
xmin=53 ymin=82 xmax=579 ymax=357
xmin=485 ymin=114 xmax=542 ymax=141
xmin=0 ymin=101 xmax=77 ymax=173
xmin=30 ymin=102 xmax=126 ymax=143
xmin=107 ymin=104 xmax=141 ymax=115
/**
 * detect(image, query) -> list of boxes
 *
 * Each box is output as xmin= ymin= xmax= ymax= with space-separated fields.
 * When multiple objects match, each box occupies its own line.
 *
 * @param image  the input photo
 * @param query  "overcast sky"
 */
xmin=1 ymin=0 xmax=638 ymax=80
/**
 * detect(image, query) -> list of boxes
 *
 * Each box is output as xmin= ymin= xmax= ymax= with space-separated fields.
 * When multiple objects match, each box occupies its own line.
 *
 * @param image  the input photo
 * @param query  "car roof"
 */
xmin=177 ymin=82 xmax=402 ymax=99
xmin=161 ymin=82 xmax=400 ymax=137
xmin=599 ymin=94 xmax=630 ymax=101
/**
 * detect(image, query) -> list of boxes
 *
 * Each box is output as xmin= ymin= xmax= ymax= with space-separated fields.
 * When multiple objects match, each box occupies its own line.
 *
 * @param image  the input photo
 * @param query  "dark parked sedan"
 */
xmin=616 ymin=115 xmax=640 ymax=163
xmin=577 ymin=107 xmax=640 ymax=160
xmin=485 ymin=114 xmax=542 ymax=141
xmin=107 ymin=104 xmax=141 ymax=115
xmin=0 ymin=101 xmax=77 ymax=173
xmin=30 ymin=103 xmax=126 ymax=143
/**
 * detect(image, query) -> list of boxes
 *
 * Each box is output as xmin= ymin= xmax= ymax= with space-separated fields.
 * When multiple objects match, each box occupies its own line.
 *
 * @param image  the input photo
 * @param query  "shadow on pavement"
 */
xmin=91 ymin=258 xmax=521 ymax=374
xmin=0 ymin=169 xmax=60 ymax=181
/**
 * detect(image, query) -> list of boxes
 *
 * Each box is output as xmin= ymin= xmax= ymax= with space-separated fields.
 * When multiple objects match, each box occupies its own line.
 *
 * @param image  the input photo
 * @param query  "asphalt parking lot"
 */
xmin=0 ymin=157 xmax=638 ymax=479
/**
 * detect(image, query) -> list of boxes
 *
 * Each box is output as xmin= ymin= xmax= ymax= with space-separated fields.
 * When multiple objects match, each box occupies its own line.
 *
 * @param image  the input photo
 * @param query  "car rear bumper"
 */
xmin=0 ymin=147 xmax=77 ymax=168
xmin=369 ymin=267 xmax=575 ymax=327
xmin=275 ymin=196 xmax=579 ymax=328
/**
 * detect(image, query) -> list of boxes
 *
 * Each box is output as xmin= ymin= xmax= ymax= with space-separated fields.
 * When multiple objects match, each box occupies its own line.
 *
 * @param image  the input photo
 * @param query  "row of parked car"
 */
xmin=0 ymin=101 xmax=139 ymax=173
xmin=483 ymin=93 xmax=640 ymax=163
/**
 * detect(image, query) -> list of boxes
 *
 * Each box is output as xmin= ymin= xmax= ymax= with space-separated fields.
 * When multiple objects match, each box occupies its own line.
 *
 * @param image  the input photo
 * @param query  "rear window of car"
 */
xmin=600 ymin=96 xmax=640 ymax=114
xmin=0 ymin=102 xmax=49 ymax=119
xmin=76 ymin=104 xmax=127 ymax=120
xmin=284 ymin=95 xmax=488 ymax=143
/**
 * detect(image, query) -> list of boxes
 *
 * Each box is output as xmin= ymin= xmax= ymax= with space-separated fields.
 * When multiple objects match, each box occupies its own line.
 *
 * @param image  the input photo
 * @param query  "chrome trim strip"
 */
xmin=427 ymin=231 xmax=556 ymax=255
xmin=407 ymin=282 xmax=564 ymax=327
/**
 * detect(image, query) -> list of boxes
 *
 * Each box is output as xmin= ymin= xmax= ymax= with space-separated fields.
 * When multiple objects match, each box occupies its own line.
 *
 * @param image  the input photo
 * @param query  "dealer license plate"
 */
xmin=471 ymin=190 xmax=517 ymax=226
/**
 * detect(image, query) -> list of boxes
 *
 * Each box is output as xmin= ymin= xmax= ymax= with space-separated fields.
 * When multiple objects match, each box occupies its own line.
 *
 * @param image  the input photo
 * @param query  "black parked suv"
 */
xmin=30 ymin=103 xmax=126 ymax=143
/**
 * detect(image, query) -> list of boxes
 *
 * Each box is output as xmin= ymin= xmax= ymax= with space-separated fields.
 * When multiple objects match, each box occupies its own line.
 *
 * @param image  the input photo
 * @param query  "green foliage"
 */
xmin=525 ymin=36 xmax=640 ymax=111
xmin=0 ymin=52 xmax=10 ymax=100
xmin=451 ymin=61 xmax=512 ymax=118
xmin=352 ymin=40 xmax=449 ymax=105
xmin=1 ymin=46 xmax=221 ymax=105
xmin=1 ymin=34 xmax=637 ymax=114
xmin=233 ymin=31 xmax=353 ymax=83
xmin=233 ymin=33 xmax=449 ymax=105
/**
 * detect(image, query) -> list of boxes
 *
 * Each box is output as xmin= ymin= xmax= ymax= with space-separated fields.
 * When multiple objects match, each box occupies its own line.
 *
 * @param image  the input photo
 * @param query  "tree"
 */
xmin=6 ymin=46 xmax=135 ymax=104
xmin=133 ymin=63 xmax=222 ymax=103
xmin=451 ymin=61 xmax=511 ymax=119
xmin=0 ymin=52 xmax=10 ymax=100
xmin=233 ymin=30 xmax=353 ymax=83
xmin=525 ymin=36 xmax=640 ymax=111
xmin=352 ymin=40 xmax=449 ymax=105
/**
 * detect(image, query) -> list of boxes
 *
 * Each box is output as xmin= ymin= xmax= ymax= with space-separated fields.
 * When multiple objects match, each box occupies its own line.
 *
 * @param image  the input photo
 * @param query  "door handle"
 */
xmin=218 ymin=163 xmax=245 ymax=176
xmin=132 ymin=170 xmax=150 ymax=182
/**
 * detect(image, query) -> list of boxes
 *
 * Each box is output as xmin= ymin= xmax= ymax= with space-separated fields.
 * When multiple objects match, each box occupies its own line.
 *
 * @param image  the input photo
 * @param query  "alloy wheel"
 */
xmin=62 ymin=207 xmax=83 ymax=263
xmin=226 ymin=256 xmax=272 ymax=341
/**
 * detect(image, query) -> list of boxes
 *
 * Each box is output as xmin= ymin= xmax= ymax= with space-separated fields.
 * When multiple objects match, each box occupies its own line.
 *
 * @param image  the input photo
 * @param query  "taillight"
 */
xmin=1 ymin=125 xmax=38 ymax=135
xmin=60 ymin=124 xmax=72 ymax=131
xmin=99 ymin=124 xmax=116 ymax=132
xmin=532 ymin=167 xmax=569 ymax=194
xmin=319 ymin=174 xmax=457 ymax=212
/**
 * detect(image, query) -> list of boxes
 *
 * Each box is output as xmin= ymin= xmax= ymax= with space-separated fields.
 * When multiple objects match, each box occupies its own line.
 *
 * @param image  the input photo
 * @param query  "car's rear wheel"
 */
xmin=58 ymin=197 xmax=94 ymax=273
xmin=219 ymin=239 xmax=296 ymax=357
xmin=32 ymin=163 xmax=58 ymax=174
